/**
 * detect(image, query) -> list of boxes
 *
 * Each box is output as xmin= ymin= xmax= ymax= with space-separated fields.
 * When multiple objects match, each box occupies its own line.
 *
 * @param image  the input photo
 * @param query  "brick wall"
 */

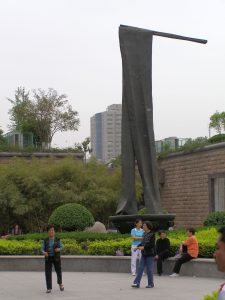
xmin=158 ymin=143 xmax=225 ymax=228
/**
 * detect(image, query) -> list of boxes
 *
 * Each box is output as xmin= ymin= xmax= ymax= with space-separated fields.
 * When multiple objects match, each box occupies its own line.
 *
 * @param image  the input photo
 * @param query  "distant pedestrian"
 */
xmin=130 ymin=219 xmax=144 ymax=276
xmin=132 ymin=221 xmax=155 ymax=288
xmin=214 ymin=226 xmax=225 ymax=300
xmin=12 ymin=224 xmax=22 ymax=235
xmin=170 ymin=227 xmax=198 ymax=277
xmin=41 ymin=224 xmax=64 ymax=293
xmin=155 ymin=230 xmax=170 ymax=275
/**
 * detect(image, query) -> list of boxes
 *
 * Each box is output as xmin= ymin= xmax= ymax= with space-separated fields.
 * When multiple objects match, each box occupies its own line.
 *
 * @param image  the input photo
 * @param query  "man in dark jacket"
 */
xmin=155 ymin=230 xmax=170 ymax=275
xmin=41 ymin=224 xmax=64 ymax=293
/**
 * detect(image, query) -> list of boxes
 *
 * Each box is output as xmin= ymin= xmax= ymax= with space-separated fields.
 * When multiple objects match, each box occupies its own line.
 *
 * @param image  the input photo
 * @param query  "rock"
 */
xmin=85 ymin=221 xmax=107 ymax=233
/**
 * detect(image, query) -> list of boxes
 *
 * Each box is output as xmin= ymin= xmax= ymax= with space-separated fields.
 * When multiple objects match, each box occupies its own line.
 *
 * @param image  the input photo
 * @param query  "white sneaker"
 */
xmin=169 ymin=273 xmax=179 ymax=277
xmin=132 ymin=273 xmax=136 ymax=276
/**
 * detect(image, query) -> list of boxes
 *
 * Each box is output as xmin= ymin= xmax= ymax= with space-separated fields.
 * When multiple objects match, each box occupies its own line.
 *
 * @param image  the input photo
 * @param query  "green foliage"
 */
xmin=48 ymin=203 xmax=95 ymax=231
xmin=0 ymin=128 xmax=7 ymax=146
xmin=0 ymin=158 xmax=121 ymax=233
xmin=204 ymin=212 xmax=225 ymax=227
xmin=158 ymin=137 xmax=209 ymax=157
xmin=204 ymin=290 xmax=219 ymax=300
xmin=208 ymin=134 xmax=225 ymax=144
xmin=138 ymin=208 xmax=147 ymax=215
xmin=209 ymin=111 xmax=225 ymax=134
xmin=4 ymin=227 xmax=218 ymax=257
xmin=8 ymin=87 xmax=79 ymax=148
xmin=8 ymin=231 xmax=128 ymax=241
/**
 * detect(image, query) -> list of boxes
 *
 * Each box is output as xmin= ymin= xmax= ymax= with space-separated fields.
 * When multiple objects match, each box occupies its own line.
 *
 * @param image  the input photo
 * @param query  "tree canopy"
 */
xmin=8 ymin=87 xmax=80 ymax=148
xmin=209 ymin=111 xmax=225 ymax=134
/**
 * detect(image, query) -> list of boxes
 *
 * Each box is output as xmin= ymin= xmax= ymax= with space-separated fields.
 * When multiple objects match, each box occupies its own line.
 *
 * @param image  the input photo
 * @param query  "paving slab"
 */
xmin=0 ymin=272 xmax=223 ymax=300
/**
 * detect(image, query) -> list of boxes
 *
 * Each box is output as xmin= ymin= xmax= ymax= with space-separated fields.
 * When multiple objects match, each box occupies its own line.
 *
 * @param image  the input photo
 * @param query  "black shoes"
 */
xmin=46 ymin=289 xmax=51 ymax=293
xmin=131 ymin=283 xmax=140 ymax=288
xmin=146 ymin=285 xmax=154 ymax=288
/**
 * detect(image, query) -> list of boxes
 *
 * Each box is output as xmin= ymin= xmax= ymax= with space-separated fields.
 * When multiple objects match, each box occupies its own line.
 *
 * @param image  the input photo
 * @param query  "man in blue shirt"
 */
xmin=41 ymin=224 xmax=64 ymax=293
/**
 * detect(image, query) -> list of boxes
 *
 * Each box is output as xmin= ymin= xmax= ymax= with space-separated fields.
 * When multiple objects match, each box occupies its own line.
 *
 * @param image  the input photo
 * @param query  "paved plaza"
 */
xmin=0 ymin=272 xmax=223 ymax=300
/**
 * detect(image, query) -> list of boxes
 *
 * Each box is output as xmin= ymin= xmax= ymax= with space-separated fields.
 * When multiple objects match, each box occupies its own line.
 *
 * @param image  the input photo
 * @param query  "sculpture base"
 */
xmin=109 ymin=214 xmax=176 ymax=234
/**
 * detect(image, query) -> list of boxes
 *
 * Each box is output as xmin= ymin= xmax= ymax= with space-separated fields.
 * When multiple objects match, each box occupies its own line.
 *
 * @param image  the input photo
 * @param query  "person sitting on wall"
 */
xmin=214 ymin=226 xmax=225 ymax=300
xmin=170 ymin=227 xmax=199 ymax=277
xmin=155 ymin=230 xmax=170 ymax=276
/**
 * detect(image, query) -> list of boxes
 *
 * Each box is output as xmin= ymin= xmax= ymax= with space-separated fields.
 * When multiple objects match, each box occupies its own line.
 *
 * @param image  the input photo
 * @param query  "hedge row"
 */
xmin=0 ymin=227 xmax=218 ymax=257
xmin=7 ymin=232 xmax=129 ymax=242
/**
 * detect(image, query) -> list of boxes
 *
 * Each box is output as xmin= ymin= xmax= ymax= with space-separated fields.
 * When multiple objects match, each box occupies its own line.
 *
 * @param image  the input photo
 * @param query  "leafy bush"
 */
xmin=8 ymin=231 xmax=128 ymax=242
xmin=204 ymin=290 xmax=219 ymax=300
xmin=3 ymin=227 xmax=218 ymax=257
xmin=0 ymin=157 xmax=121 ymax=233
xmin=204 ymin=212 xmax=225 ymax=226
xmin=138 ymin=208 xmax=147 ymax=215
xmin=48 ymin=203 xmax=95 ymax=231
xmin=208 ymin=134 xmax=225 ymax=144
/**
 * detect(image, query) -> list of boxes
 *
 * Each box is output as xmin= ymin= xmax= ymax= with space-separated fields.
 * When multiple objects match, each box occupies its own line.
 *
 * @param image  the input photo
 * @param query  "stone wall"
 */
xmin=0 ymin=152 xmax=84 ymax=164
xmin=158 ymin=142 xmax=225 ymax=228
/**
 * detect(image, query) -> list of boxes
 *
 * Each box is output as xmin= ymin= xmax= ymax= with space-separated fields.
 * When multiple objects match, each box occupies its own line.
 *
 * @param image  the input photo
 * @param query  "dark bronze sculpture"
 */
xmin=116 ymin=25 xmax=207 ymax=216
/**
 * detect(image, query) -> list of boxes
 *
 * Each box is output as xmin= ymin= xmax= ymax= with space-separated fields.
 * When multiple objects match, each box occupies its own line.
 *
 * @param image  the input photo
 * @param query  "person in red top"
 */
xmin=170 ymin=227 xmax=198 ymax=277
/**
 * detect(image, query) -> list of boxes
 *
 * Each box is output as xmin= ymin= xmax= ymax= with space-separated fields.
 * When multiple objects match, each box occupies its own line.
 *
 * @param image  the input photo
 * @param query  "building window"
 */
xmin=209 ymin=174 xmax=225 ymax=212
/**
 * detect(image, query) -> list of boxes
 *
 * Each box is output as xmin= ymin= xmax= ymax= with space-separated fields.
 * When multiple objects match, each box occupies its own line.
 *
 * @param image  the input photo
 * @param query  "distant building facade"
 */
xmin=5 ymin=131 xmax=34 ymax=148
xmin=155 ymin=137 xmax=189 ymax=153
xmin=91 ymin=104 xmax=122 ymax=162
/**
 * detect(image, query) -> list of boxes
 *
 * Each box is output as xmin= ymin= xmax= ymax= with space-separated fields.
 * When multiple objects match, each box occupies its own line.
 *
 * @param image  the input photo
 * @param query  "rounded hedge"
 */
xmin=48 ymin=203 xmax=95 ymax=231
xmin=204 ymin=211 xmax=225 ymax=227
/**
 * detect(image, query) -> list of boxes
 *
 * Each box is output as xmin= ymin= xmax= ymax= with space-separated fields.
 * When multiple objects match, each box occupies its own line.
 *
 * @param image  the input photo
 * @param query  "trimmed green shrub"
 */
xmin=204 ymin=212 xmax=225 ymax=226
xmin=48 ymin=203 xmax=95 ymax=231
xmin=8 ymin=232 xmax=128 ymax=242
xmin=3 ymin=227 xmax=218 ymax=257
xmin=208 ymin=134 xmax=225 ymax=144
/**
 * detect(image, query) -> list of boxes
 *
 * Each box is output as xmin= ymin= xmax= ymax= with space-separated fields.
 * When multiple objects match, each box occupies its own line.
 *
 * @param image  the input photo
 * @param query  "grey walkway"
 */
xmin=0 ymin=272 xmax=223 ymax=300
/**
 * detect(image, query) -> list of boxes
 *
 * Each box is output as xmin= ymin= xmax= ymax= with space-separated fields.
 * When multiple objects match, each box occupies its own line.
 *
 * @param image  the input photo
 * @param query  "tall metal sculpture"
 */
xmin=116 ymin=25 xmax=207 ymax=216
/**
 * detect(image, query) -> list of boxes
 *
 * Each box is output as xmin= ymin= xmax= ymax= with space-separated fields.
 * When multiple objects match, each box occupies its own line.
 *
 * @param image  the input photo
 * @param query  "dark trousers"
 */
xmin=45 ymin=256 xmax=62 ymax=290
xmin=173 ymin=253 xmax=193 ymax=274
xmin=157 ymin=252 xmax=169 ymax=274
xmin=134 ymin=256 xmax=154 ymax=287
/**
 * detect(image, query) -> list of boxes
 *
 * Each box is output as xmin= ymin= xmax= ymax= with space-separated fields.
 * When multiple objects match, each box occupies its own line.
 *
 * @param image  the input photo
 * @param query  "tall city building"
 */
xmin=91 ymin=104 xmax=122 ymax=162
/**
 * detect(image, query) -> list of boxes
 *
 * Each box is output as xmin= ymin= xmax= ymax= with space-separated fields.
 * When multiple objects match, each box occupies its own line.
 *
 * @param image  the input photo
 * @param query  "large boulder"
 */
xmin=85 ymin=221 xmax=107 ymax=233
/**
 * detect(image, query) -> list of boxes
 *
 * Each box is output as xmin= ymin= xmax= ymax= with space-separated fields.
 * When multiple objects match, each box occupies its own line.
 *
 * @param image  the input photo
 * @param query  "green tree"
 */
xmin=209 ymin=111 xmax=225 ymax=134
xmin=8 ymin=87 xmax=80 ymax=149
xmin=0 ymin=128 xmax=7 ymax=145
xmin=74 ymin=137 xmax=91 ymax=162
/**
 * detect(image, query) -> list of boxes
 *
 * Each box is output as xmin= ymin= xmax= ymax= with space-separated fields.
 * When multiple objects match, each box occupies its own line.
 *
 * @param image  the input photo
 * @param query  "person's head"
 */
xmin=186 ymin=227 xmax=195 ymax=237
xmin=47 ymin=224 xmax=55 ymax=238
xmin=214 ymin=227 xmax=225 ymax=272
xmin=158 ymin=230 xmax=167 ymax=239
xmin=135 ymin=219 xmax=143 ymax=229
xmin=143 ymin=221 xmax=153 ymax=232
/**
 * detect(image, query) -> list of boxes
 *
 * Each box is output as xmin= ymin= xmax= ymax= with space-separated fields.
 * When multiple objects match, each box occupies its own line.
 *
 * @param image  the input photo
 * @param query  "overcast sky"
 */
xmin=0 ymin=0 xmax=225 ymax=147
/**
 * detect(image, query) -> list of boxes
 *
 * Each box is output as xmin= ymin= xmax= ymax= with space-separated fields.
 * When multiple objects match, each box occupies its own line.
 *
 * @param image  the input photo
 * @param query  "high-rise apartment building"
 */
xmin=91 ymin=104 xmax=122 ymax=162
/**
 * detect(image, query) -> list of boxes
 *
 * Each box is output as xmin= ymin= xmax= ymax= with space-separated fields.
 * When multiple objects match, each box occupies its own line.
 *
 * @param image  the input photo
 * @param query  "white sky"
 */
xmin=0 ymin=0 xmax=225 ymax=147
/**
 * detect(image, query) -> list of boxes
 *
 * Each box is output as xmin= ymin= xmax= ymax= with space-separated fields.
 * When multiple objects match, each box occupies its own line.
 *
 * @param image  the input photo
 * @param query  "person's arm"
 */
xmin=41 ymin=240 xmax=48 ymax=257
xmin=156 ymin=239 xmax=159 ymax=255
xmin=131 ymin=230 xmax=143 ymax=240
xmin=55 ymin=239 xmax=64 ymax=252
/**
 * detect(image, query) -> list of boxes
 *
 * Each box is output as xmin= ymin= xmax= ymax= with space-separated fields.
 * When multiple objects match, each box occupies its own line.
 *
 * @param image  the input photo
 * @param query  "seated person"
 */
xmin=170 ymin=227 xmax=198 ymax=277
xmin=155 ymin=230 xmax=170 ymax=275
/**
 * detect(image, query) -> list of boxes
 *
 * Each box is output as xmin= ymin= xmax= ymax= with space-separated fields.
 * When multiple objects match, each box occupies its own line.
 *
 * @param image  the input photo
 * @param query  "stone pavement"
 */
xmin=0 ymin=272 xmax=223 ymax=300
